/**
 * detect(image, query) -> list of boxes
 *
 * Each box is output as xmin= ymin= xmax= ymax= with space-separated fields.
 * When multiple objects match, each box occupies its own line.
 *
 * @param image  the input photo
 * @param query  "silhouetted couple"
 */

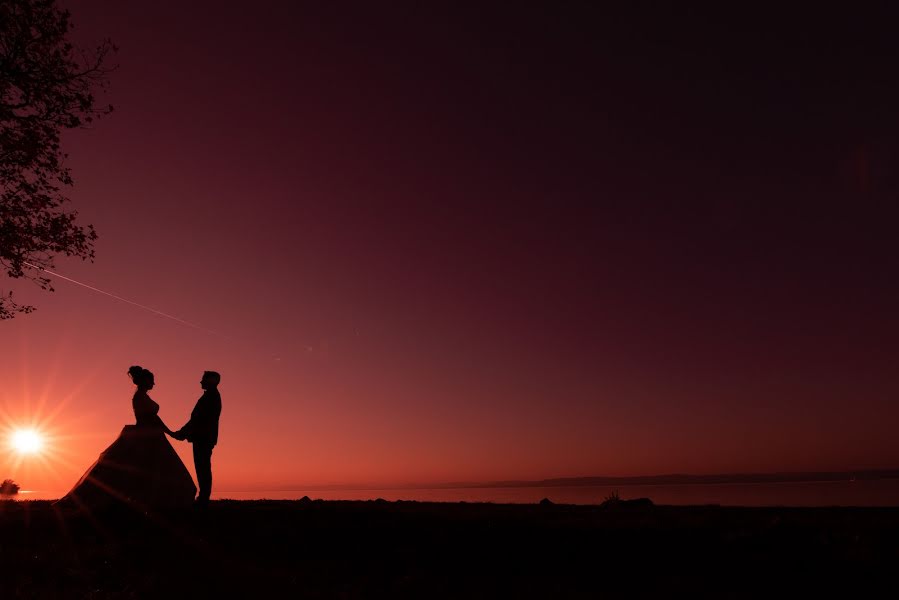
xmin=59 ymin=366 xmax=222 ymax=510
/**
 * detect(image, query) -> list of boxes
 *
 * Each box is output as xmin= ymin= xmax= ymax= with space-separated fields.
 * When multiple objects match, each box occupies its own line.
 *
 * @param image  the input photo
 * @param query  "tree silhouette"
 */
xmin=0 ymin=0 xmax=114 ymax=319
xmin=0 ymin=479 xmax=20 ymax=494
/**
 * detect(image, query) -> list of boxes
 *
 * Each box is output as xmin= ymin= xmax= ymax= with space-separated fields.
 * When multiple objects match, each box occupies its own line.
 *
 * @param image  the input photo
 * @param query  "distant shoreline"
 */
xmin=15 ymin=470 xmax=899 ymax=502
xmin=253 ymin=469 xmax=899 ymax=492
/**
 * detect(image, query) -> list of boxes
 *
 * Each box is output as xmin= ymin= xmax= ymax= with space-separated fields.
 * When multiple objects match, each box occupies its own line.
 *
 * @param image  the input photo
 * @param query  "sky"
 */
xmin=2 ymin=2 xmax=899 ymax=494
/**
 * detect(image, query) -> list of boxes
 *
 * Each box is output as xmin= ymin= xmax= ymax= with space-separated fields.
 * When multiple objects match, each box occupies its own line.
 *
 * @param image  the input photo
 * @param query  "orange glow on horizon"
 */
xmin=0 ymin=357 xmax=112 ymax=495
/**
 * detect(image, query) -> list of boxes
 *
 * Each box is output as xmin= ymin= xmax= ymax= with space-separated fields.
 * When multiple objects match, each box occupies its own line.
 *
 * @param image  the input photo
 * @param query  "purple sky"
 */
xmin=3 ymin=2 xmax=899 ymax=492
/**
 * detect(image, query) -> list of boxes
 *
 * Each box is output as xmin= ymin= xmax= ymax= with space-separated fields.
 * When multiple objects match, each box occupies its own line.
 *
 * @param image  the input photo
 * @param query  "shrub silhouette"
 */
xmin=599 ymin=490 xmax=654 ymax=509
xmin=599 ymin=490 xmax=620 ymax=507
xmin=0 ymin=479 xmax=20 ymax=494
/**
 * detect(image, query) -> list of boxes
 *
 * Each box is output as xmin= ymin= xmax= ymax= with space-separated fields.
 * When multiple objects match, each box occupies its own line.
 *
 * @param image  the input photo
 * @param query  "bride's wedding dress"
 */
xmin=58 ymin=392 xmax=196 ymax=510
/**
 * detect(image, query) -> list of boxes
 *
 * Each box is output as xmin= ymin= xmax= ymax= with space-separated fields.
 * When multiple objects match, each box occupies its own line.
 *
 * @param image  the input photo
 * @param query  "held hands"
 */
xmin=169 ymin=429 xmax=187 ymax=441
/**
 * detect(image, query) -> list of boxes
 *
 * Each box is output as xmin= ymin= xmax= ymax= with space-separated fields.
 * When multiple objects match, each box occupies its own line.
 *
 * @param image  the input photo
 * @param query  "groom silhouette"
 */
xmin=172 ymin=371 xmax=222 ymax=506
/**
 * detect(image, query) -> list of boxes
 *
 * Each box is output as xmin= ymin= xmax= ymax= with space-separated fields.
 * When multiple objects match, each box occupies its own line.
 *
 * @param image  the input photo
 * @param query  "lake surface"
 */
xmin=12 ymin=479 xmax=899 ymax=506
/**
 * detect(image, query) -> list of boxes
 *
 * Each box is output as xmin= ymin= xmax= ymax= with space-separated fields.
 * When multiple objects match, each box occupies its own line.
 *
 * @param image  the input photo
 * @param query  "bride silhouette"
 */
xmin=58 ymin=366 xmax=196 ymax=510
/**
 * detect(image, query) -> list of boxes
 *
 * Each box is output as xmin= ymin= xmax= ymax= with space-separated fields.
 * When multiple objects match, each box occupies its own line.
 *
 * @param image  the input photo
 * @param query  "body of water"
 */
xmin=11 ymin=479 xmax=899 ymax=506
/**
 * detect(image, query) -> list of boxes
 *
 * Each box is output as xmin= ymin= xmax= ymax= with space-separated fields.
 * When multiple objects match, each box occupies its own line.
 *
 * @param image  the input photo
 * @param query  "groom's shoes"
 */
xmin=192 ymin=498 xmax=210 ymax=509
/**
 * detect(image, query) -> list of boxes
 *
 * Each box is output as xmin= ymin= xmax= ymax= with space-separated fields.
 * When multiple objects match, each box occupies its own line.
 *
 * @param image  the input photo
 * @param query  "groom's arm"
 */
xmin=173 ymin=393 xmax=218 ymax=441
xmin=172 ymin=396 xmax=207 ymax=440
xmin=173 ymin=417 xmax=194 ymax=440
xmin=172 ymin=413 xmax=196 ymax=441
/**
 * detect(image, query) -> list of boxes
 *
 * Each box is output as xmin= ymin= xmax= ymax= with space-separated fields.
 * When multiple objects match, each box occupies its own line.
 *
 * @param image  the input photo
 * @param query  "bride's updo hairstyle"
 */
xmin=128 ymin=365 xmax=153 ymax=388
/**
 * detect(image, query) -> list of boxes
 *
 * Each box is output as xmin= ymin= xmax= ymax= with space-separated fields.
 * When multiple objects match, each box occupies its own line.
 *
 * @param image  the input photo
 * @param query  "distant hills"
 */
xmin=448 ymin=469 xmax=899 ymax=489
xmin=268 ymin=469 xmax=899 ymax=492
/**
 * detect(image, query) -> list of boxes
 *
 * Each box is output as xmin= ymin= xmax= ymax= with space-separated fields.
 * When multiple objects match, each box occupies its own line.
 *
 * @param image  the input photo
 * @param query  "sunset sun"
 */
xmin=10 ymin=430 xmax=44 ymax=454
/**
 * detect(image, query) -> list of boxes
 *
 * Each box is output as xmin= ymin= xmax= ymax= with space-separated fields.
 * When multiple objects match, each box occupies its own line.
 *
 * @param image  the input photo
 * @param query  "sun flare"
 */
xmin=11 ymin=430 xmax=43 ymax=454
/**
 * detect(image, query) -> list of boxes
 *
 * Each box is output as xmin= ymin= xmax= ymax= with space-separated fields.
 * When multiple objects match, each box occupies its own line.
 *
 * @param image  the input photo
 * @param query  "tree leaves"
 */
xmin=0 ymin=0 xmax=114 ymax=318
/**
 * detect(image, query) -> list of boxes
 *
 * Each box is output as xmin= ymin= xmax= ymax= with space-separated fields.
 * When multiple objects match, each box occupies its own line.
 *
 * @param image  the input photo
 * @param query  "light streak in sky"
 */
xmin=23 ymin=262 xmax=226 ymax=337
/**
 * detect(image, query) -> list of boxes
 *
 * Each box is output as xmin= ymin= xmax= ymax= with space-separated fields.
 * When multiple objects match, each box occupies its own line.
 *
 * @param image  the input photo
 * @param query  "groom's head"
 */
xmin=201 ymin=371 xmax=221 ymax=390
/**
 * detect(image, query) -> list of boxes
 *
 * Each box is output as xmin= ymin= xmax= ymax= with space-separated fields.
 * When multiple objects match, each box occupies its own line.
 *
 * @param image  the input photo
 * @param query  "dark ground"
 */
xmin=2 ymin=499 xmax=898 ymax=598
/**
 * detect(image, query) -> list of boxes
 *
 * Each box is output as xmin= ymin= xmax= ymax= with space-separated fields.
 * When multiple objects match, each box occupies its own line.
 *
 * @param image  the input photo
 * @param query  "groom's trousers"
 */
xmin=193 ymin=443 xmax=214 ymax=502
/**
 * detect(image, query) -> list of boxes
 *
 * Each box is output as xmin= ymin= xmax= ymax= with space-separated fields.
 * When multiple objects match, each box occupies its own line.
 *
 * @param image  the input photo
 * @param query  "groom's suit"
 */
xmin=175 ymin=388 xmax=221 ymax=503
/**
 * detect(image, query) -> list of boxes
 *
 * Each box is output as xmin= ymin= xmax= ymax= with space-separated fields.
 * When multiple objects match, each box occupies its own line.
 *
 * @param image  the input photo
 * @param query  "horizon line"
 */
xmin=218 ymin=467 xmax=899 ymax=492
